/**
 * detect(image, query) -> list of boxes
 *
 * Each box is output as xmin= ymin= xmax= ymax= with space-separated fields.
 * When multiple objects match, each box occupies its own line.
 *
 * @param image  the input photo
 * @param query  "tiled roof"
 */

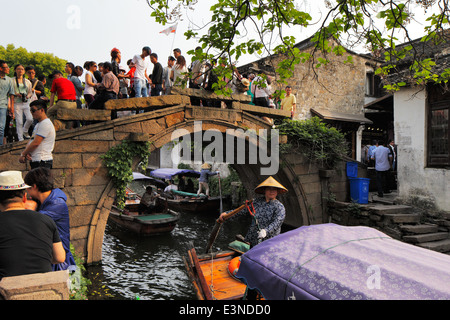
xmin=383 ymin=30 xmax=450 ymax=85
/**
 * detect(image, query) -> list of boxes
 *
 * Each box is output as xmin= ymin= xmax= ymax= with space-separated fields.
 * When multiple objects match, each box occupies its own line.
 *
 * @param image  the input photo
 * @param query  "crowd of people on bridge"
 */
xmin=0 ymin=45 xmax=299 ymax=147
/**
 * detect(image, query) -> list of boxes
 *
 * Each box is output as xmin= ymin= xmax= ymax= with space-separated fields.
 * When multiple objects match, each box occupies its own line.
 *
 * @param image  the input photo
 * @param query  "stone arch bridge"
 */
xmin=0 ymin=89 xmax=348 ymax=264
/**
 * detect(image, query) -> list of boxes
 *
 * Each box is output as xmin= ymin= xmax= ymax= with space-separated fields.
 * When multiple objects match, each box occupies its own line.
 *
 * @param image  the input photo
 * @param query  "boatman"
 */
xmin=218 ymin=176 xmax=287 ymax=248
xmin=139 ymin=186 xmax=158 ymax=214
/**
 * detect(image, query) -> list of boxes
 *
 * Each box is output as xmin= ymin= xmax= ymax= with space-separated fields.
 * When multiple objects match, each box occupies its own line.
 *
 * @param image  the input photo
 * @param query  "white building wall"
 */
xmin=394 ymin=87 xmax=450 ymax=211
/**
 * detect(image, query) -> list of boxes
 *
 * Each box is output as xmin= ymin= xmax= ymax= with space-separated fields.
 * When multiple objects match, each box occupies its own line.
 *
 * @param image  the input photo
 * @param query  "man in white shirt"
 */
xmin=373 ymin=141 xmax=393 ymax=197
xmin=19 ymin=100 xmax=55 ymax=169
xmin=132 ymin=46 xmax=151 ymax=98
xmin=251 ymin=74 xmax=272 ymax=108
xmin=162 ymin=56 xmax=176 ymax=95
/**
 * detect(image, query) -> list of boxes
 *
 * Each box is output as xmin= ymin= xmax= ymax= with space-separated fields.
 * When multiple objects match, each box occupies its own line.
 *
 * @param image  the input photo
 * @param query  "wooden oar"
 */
xmin=204 ymin=200 xmax=252 ymax=254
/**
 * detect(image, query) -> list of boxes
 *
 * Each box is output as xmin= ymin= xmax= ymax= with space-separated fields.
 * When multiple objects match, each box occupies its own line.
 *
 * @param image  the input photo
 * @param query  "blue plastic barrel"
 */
xmin=349 ymin=177 xmax=370 ymax=204
xmin=346 ymin=162 xmax=358 ymax=178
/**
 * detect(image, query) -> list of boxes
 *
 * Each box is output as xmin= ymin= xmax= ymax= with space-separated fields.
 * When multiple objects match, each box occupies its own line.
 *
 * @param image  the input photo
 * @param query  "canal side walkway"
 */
xmin=330 ymin=191 xmax=450 ymax=255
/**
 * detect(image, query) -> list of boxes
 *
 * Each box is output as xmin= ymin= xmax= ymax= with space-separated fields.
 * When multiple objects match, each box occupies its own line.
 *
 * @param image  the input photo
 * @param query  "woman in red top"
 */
xmin=125 ymin=59 xmax=136 ymax=97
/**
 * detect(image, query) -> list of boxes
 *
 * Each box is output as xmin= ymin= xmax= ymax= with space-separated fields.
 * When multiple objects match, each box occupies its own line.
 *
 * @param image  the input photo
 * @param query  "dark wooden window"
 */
xmin=428 ymin=100 xmax=450 ymax=166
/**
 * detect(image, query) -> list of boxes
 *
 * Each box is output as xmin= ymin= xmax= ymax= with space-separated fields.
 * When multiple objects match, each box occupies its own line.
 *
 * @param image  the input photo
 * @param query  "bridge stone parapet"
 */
xmin=0 ymin=92 xmax=349 ymax=265
xmin=0 ymin=271 xmax=69 ymax=300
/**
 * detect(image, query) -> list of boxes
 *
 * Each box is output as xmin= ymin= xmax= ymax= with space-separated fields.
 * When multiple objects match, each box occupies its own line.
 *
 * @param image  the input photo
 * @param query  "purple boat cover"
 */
xmin=236 ymin=223 xmax=450 ymax=300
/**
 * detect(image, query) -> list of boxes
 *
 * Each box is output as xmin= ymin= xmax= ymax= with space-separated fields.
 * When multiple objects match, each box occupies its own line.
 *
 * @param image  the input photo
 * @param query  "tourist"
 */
xmin=389 ymin=139 xmax=397 ymax=171
xmin=37 ymin=75 xmax=49 ymax=101
xmin=186 ymin=178 xmax=195 ymax=194
xmin=170 ymin=55 xmax=188 ymax=87
xmin=203 ymin=59 xmax=220 ymax=107
xmin=251 ymin=73 xmax=272 ymax=109
xmin=246 ymin=73 xmax=256 ymax=105
xmin=110 ymin=47 xmax=121 ymax=77
xmin=25 ymin=66 xmax=45 ymax=100
xmin=280 ymin=85 xmax=296 ymax=118
xmin=197 ymin=163 xmax=218 ymax=197
xmin=150 ymin=53 xmax=163 ymax=96
xmin=19 ymin=100 xmax=55 ymax=169
xmin=368 ymin=139 xmax=379 ymax=167
xmin=94 ymin=62 xmax=103 ymax=83
xmin=13 ymin=64 xmax=33 ymax=141
xmin=132 ymin=46 xmax=152 ymax=98
xmin=89 ymin=62 xmax=119 ymax=110
xmin=118 ymin=67 xmax=129 ymax=99
xmin=0 ymin=60 xmax=15 ymax=147
xmin=0 ymin=170 xmax=65 ymax=280
xmin=125 ymin=59 xmax=136 ymax=97
xmin=218 ymin=176 xmax=287 ymax=248
xmin=24 ymin=167 xmax=76 ymax=271
xmin=178 ymin=174 xmax=187 ymax=192
xmin=164 ymin=179 xmax=178 ymax=193
xmin=173 ymin=48 xmax=181 ymax=59
xmin=47 ymin=70 xmax=77 ymax=131
xmin=83 ymin=61 xmax=98 ymax=107
xmin=189 ymin=47 xmax=205 ymax=89
xmin=373 ymin=140 xmax=393 ymax=197
xmin=66 ymin=62 xmax=84 ymax=110
xmin=162 ymin=56 xmax=176 ymax=95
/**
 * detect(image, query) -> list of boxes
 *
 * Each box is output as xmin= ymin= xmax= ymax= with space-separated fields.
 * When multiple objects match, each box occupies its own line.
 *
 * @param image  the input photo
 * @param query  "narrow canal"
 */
xmin=86 ymin=201 xmax=248 ymax=300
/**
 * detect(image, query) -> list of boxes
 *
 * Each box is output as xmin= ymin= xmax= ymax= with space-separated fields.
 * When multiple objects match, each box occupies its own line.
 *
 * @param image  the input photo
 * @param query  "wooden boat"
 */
xmin=150 ymin=168 xmax=227 ymax=214
xmin=108 ymin=205 xmax=179 ymax=236
xmin=183 ymin=245 xmax=248 ymax=300
xmin=108 ymin=176 xmax=178 ymax=236
xmin=157 ymin=192 xmax=225 ymax=214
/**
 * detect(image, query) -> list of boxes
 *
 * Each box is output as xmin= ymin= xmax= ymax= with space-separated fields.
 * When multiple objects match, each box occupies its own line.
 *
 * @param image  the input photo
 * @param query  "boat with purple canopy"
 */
xmin=236 ymin=223 xmax=450 ymax=300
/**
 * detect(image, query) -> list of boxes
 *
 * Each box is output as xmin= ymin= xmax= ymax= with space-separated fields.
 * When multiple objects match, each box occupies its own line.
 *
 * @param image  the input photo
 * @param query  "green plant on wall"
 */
xmin=101 ymin=140 xmax=151 ymax=209
xmin=277 ymin=117 xmax=349 ymax=169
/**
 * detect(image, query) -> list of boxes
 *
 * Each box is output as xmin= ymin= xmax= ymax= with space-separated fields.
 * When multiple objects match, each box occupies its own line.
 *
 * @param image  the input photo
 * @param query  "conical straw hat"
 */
xmin=254 ymin=176 xmax=288 ymax=194
xmin=201 ymin=163 xmax=212 ymax=169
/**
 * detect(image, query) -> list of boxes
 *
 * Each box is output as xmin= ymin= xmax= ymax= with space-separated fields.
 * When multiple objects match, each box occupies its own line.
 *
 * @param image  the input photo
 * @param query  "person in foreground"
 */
xmin=24 ymin=167 xmax=76 ymax=271
xmin=218 ymin=176 xmax=287 ymax=248
xmin=0 ymin=171 xmax=65 ymax=280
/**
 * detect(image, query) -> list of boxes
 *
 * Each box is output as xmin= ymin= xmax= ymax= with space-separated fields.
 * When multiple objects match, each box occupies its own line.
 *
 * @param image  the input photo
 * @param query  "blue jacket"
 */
xmin=39 ymin=188 xmax=76 ymax=270
xmin=199 ymin=169 xmax=217 ymax=183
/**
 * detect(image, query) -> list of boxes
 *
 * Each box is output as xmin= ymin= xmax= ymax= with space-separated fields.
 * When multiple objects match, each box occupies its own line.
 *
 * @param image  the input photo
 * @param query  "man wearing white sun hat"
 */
xmin=0 ymin=170 xmax=65 ymax=280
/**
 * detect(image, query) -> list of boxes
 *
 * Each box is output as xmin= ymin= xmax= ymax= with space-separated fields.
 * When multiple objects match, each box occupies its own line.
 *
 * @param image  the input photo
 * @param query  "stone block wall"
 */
xmin=239 ymin=39 xmax=370 ymax=120
xmin=0 ymin=271 xmax=69 ymax=300
xmin=281 ymin=153 xmax=350 ymax=226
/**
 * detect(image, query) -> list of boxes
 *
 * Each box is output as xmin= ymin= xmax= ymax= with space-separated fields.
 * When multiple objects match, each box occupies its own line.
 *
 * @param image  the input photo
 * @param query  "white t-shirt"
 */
xmin=251 ymin=76 xmax=272 ymax=98
xmin=84 ymin=71 xmax=97 ymax=95
xmin=30 ymin=118 xmax=55 ymax=161
xmin=132 ymin=54 xmax=149 ymax=80
xmin=172 ymin=65 xmax=188 ymax=86
xmin=164 ymin=184 xmax=178 ymax=193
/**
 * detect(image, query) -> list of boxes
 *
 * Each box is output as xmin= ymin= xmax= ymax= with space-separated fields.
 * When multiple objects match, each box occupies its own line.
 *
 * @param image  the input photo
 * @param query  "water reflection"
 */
xmin=87 ymin=206 xmax=250 ymax=300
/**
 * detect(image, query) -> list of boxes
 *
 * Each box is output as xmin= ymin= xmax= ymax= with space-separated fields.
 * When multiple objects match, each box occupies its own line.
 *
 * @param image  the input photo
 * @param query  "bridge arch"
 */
xmin=0 ymin=95 xmax=347 ymax=264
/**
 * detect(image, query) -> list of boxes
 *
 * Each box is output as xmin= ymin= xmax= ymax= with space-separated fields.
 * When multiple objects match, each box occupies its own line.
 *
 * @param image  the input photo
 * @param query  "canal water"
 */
xmin=86 ymin=202 xmax=249 ymax=300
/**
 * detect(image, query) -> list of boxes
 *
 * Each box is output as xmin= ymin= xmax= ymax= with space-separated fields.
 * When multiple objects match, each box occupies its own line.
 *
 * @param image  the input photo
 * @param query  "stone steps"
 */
xmin=402 ymin=232 xmax=449 ymax=244
xmin=368 ymin=198 xmax=450 ymax=254
xmin=399 ymin=224 xmax=439 ymax=234
xmin=384 ymin=213 xmax=421 ymax=224
xmin=369 ymin=204 xmax=412 ymax=215
xmin=417 ymin=239 xmax=450 ymax=253
xmin=331 ymin=192 xmax=450 ymax=254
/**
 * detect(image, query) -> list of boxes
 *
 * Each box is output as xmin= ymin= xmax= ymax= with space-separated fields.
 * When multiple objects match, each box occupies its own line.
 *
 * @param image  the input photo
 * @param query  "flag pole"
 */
xmin=170 ymin=24 xmax=178 ymax=56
